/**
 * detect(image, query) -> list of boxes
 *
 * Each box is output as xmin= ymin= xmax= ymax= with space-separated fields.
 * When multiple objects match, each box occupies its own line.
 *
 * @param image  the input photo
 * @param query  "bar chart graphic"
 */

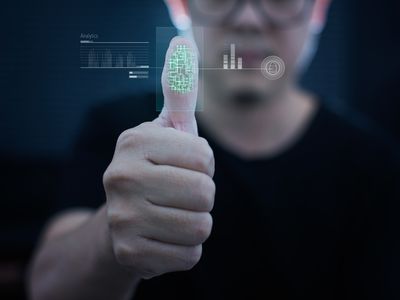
xmin=80 ymin=41 xmax=149 ymax=79
xmin=223 ymin=44 xmax=243 ymax=70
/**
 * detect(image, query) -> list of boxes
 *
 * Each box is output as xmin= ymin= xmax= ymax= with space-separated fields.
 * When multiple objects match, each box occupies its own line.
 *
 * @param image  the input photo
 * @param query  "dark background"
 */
xmin=0 ymin=0 xmax=399 ymax=298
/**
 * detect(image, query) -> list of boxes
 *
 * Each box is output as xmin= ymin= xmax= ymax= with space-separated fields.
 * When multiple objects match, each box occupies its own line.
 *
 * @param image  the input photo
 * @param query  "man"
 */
xmin=29 ymin=0 xmax=400 ymax=299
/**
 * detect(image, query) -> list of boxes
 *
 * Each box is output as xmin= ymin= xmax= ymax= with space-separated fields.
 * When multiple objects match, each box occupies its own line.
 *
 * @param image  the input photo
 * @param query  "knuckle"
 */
xmin=193 ymin=213 xmax=213 ymax=243
xmin=103 ymin=162 xmax=147 ymax=193
xmin=107 ymin=203 xmax=142 ymax=231
xmin=196 ymin=175 xmax=216 ymax=212
xmin=117 ymin=128 xmax=144 ymax=150
xmin=195 ymin=138 xmax=214 ymax=173
xmin=182 ymin=245 xmax=202 ymax=270
xmin=113 ymin=238 xmax=147 ymax=271
xmin=108 ymin=210 xmax=130 ymax=231
xmin=102 ymin=167 xmax=117 ymax=188
xmin=113 ymin=244 xmax=136 ymax=267
xmin=103 ymin=166 xmax=132 ymax=191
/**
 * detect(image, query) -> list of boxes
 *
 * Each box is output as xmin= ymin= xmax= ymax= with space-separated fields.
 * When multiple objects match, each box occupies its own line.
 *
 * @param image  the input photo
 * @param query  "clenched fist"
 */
xmin=103 ymin=37 xmax=215 ymax=279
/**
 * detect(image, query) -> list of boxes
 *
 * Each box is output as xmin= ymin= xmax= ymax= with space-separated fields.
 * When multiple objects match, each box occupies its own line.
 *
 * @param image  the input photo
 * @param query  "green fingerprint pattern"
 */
xmin=168 ymin=45 xmax=195 ymax=94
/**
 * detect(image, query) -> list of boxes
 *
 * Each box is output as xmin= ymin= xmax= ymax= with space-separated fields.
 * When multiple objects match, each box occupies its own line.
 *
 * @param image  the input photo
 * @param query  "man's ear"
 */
xmin=310 ymin=0 xmax=332 ymax=33
xmin=164 ymin=0 xmax=191 ymax=30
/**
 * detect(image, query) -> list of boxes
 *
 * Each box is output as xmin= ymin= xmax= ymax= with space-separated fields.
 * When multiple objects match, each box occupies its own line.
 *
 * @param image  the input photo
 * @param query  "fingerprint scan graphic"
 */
xmin=168 ymin=44 xmax=196 ymax=94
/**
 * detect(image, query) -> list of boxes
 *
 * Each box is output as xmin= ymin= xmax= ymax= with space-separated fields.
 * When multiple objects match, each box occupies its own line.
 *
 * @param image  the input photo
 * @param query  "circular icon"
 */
xmin=261 ymin=56 xmax=285 ymax=80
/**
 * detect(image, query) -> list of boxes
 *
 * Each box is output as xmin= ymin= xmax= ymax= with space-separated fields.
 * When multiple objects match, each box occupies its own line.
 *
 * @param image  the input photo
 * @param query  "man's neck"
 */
xmin=196 ymin=86 xmax=318 ymax=160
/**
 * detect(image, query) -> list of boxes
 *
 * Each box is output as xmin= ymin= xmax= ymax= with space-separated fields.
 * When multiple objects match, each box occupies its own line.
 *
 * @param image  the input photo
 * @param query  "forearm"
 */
xmin=29 ymin=206 xmax=141 ymax=300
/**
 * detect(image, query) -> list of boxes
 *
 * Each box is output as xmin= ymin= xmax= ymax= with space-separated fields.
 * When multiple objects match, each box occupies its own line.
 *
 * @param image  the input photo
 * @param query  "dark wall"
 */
xmin=0 ymin=0 xmax=399 ymax=298
xmin=349 ymin=0 xmax=400 ymax=138
xmin=0 ymin=0 xmax=171 ymax=158
xmin=1 ymin=1 xmax=399 ymax=160
xmin=0 ymin=1 xmax=172 ymax=298
xmin=0 ymin=0 xmax=355 ymax=160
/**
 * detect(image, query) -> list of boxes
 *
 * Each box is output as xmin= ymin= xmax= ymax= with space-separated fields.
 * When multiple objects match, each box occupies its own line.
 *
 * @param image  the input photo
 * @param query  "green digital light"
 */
xmin=168 ymin=44 xmax=195 ymax=94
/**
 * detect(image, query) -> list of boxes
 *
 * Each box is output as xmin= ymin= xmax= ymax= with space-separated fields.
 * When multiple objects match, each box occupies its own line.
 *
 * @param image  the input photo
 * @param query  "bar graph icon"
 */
xmin=223 ymin=44 xmax=243 ymax=70
xmin=80 ymin=40 xmax=150 ymax=79
xmin=80 ymin=41 xmax=149 ymax=69
xmin=87 ymin=49 xmax=136 ymax=68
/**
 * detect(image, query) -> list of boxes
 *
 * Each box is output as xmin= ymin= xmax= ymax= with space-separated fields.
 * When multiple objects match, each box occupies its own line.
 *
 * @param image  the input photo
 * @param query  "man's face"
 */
xmin=183 ymin=0 xmax=319 ymax=107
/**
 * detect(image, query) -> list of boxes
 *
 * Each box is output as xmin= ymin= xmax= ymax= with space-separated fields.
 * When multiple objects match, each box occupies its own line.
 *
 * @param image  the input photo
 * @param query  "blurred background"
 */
xmin=0 ymin=0 xmax=399 ymax=298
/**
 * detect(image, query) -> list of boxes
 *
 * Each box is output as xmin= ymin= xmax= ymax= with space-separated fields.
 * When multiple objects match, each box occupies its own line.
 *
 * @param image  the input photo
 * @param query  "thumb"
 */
xmin=155 ymin=36 xmax=199 ymax=136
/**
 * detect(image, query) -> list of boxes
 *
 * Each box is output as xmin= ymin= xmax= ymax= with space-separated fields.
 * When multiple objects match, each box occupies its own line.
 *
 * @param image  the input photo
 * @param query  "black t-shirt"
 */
xmin=59 ymin=93 xmax=400 ymax=299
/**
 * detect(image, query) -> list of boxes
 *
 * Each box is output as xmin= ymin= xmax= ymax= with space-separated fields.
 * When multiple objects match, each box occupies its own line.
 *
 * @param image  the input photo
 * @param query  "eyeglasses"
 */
xmin=187 ymin=0 xmax=315 ymax=29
